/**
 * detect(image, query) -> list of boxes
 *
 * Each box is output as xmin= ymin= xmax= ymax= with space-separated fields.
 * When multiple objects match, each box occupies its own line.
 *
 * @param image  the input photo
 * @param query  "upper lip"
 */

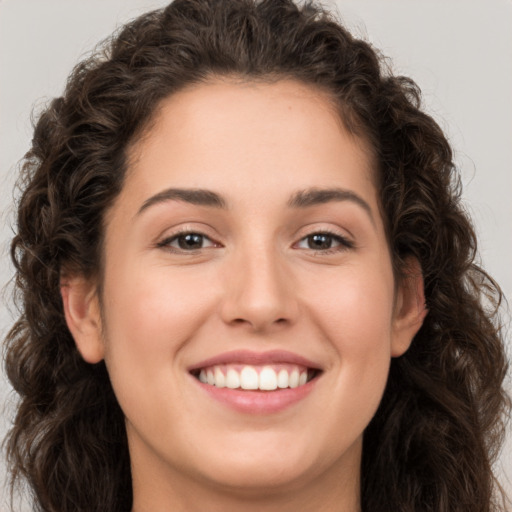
xmin=188 ymin=349 xmax=323 ymax=372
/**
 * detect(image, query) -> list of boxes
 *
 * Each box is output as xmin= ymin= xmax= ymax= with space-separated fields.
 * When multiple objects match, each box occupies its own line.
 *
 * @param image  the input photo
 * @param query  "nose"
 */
xmin=219 ymin=245 xmax=299 ymax=332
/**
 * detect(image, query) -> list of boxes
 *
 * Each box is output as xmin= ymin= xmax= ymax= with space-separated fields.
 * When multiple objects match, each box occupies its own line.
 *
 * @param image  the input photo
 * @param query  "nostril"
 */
xmin=230 ymin=317 xmax=289 ymax=328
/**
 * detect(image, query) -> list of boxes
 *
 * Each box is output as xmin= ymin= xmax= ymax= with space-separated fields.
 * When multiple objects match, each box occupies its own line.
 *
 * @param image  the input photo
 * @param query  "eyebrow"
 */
xmin=136 ymin=186 xmax=374 ymax=223
xmin=288 ymin=187 xmax=374 ymax=223
xmin=137 ymin=187 xmax=227 ymax=215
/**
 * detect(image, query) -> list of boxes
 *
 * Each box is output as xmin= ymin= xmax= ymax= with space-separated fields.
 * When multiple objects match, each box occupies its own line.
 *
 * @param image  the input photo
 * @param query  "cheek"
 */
xmin=101 ymin=260 xmax=218 ymax=370
xmin=304 ymin=262 xmax=395 ymax=410
xmin=99 ymin=261 xmax=221 ymax=438
xmin=308 ymin=262 xmax=395 ymax=349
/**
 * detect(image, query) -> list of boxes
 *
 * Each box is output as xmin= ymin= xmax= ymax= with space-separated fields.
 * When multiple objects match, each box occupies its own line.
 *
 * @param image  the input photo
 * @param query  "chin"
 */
xmin=201 ymin=461 xmax=311 ymax=495
xmin=188 ymin=441 xmax=324 ymax=494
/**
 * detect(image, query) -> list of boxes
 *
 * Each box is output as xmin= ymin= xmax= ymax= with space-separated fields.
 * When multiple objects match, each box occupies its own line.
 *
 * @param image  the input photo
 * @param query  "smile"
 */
xmin=188 ymin=350 xmax=322 ymax=414
xmin=193 ymin=364 xmax=318 ymax=391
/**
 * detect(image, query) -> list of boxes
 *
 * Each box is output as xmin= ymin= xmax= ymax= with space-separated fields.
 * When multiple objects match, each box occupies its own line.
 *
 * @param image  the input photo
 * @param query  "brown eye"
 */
xmin=176 ymin=233 xmax=205 ymax=250
xmin=307 ymin=234 xmax=335 ymax=250
xmin=296 ymin=232 xmax=353 ymax=252
xmin=160 ymin=232 xmax=217 ymax=252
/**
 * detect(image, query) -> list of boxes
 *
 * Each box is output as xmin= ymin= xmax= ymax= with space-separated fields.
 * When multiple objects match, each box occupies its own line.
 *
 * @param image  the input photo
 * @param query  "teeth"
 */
xmin=196 ymin=364 xmax=315 ymax=391
xmin=214 ymin=367 xmax=225 ymax=388
xmin=225 ymin=368 xmax=240 ymax=389
xmin=289 ymin=369 xmax=299 ymax=388
xmin=277 ymin=369 xmax=289 ymax=388
xmin=240 ymin=366 xmax=259 ymax=390
xmin=259 ymin=366 xmax=278 ymax=390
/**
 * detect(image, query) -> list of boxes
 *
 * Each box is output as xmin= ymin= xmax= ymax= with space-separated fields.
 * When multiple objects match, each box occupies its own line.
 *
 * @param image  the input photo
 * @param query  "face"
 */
xmin=64 ymin=79 xmax=425 ymax=503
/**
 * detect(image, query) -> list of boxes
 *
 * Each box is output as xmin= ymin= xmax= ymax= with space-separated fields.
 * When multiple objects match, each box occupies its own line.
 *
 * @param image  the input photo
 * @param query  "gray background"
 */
xmin=1 ymin=0 xmax=510 ymax=509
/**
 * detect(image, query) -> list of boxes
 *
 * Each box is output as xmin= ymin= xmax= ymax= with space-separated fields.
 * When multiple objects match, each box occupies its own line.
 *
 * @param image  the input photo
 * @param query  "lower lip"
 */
xmin=193 ymin=376 xmax=318 ymax=414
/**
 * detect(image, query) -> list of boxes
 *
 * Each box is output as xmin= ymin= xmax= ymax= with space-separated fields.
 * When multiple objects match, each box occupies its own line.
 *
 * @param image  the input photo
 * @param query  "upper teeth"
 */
xmin=197 ymin=365 xmax=310 ymax=390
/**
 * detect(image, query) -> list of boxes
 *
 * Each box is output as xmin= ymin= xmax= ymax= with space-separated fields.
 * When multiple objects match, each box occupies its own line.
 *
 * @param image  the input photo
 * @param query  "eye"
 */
xmin=296 ymin=232 xmax=353 ymax=252
xmin=158 ymin=232 xmax=217 ymax=252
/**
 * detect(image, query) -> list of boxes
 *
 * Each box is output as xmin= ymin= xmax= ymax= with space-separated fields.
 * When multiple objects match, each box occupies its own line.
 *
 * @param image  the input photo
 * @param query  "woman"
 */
xmin=3 ymin=0 xmax=510 ymax=510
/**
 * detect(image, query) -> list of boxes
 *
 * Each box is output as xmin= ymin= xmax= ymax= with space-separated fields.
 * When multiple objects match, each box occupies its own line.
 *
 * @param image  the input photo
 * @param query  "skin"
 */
xmin=62 ymin=79 xmax=426 ymax=512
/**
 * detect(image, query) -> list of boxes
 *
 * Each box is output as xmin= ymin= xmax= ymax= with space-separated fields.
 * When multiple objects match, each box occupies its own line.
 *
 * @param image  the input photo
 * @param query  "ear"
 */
xmin=60 ymin=275 xmax=104 ymax=363
xmin=391 ymin=256 xmax=427 ymax=357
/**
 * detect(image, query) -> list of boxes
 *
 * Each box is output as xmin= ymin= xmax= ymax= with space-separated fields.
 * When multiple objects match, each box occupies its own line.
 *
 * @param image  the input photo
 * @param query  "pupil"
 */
xmin=178 ymin=233 xmax=203 ymax=249
xmin=309 ymin=234 xmax=332 ymax=249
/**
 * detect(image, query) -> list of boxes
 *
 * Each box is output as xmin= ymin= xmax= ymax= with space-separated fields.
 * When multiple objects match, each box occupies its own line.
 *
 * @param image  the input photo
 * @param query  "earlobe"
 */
xmin=60 ymin=276 xmax=104 ymax=364
xmin=391 ymin=256 xmax=428 ymax=357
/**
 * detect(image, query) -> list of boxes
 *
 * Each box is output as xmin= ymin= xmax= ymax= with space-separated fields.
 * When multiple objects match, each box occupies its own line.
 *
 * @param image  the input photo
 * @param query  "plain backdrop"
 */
xmin=1 ymin=0 xmax=511 ymax=509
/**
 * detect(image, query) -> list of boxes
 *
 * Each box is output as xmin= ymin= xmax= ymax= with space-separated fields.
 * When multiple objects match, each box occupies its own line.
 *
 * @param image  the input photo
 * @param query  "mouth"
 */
xmin=188 ymin=349 xmax=323 ymax=406
xmin=190 ymin=364 xmax=321 ymax=391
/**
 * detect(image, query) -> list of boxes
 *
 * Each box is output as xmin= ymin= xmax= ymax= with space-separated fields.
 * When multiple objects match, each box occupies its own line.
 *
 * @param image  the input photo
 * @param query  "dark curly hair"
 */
xmin=3 ymin=0 xmax=510 ymax=511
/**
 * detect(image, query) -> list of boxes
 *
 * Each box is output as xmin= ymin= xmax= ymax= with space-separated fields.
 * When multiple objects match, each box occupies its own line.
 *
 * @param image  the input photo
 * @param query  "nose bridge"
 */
xmin=220 ymin=236 xmax=297 ymax=330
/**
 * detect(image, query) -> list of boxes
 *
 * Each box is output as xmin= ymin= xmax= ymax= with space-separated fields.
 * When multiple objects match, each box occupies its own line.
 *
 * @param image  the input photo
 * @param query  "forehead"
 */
xmin=120 ymin=79 xmax=377 ymax=214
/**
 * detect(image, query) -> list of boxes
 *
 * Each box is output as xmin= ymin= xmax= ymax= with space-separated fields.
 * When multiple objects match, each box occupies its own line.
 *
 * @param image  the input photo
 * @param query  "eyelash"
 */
xmin=157 ymin=229 xmax=354 ymax=254
xmin=156 ymin=229 xmax=219 ymax=253
xmin=295 ymin=230 xmax=354 ymax=254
